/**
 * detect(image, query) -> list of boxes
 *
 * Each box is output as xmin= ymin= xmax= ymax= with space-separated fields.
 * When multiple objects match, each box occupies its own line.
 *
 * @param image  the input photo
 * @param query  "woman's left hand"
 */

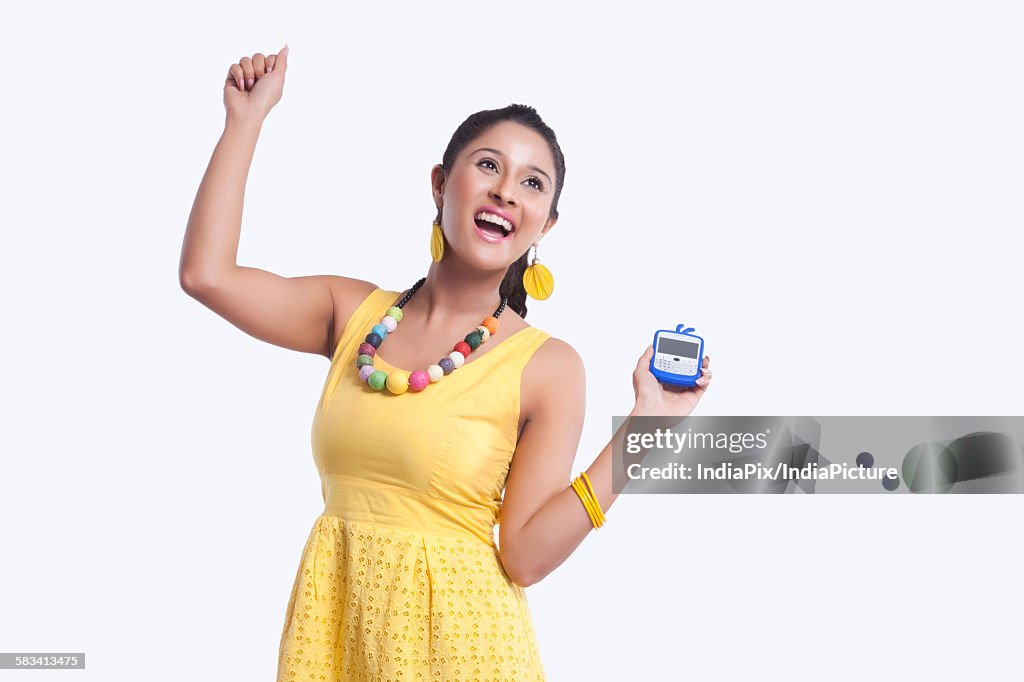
xmin=630 ymin=345 xmax=712 ymax=418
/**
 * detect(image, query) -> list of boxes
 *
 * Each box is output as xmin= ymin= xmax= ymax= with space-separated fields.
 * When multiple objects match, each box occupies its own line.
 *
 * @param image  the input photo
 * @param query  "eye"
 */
xmin=477 ymin=157 xmax=545 ymax=191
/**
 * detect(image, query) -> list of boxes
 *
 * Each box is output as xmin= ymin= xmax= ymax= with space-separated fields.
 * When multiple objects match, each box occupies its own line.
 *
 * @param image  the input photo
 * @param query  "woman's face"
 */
xmin=432 ymin=121 xmax=558 ymax=272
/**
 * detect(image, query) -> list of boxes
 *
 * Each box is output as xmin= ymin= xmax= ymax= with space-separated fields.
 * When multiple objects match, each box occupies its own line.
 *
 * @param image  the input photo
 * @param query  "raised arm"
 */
xmin=178 ymin=46 xmax=376 ymax=359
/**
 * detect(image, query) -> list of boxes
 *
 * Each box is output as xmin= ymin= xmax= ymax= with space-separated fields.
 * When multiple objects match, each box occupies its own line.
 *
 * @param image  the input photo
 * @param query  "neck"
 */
xmin=409 ymin=258 xmax=507 ymax=326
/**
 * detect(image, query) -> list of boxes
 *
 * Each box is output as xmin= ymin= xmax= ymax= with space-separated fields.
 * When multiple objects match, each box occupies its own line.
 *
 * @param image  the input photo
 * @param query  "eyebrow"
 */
xmin=469 ymin=147 xmax=553 ymax=184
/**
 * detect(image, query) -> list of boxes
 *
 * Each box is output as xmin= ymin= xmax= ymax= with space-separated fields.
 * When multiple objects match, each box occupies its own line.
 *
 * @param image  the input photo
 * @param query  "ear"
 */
xmin=430 ymin=164 xmax=445 ymax=211
xmin=539 ymin=213 xmax=558 ymax=239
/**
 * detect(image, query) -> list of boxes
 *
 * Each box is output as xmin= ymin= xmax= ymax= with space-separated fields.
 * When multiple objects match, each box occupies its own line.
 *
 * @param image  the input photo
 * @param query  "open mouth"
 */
xmin=474 ymin=211 xmax=514 ymax=238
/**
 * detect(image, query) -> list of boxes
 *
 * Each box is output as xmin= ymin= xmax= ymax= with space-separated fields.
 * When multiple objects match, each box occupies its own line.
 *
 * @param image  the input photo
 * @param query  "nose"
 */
xmin=489 ymin=175 xmax=518 ymax=206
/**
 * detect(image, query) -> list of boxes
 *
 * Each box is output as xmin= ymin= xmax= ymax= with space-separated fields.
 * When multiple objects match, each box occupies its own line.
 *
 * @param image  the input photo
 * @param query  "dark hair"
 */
xmin=434 ymin=104 xmax=566 ymax=319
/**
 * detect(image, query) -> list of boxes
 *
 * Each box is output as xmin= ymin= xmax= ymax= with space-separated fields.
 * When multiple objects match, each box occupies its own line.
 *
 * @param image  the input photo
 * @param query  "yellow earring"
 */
xmin=522 ymin=244 xmax=554 ymax=300
xmin=430 ymin=221 xmax=444 ymax=262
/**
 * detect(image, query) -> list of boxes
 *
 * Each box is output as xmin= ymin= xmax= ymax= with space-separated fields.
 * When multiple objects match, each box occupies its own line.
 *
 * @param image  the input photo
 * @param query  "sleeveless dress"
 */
xmin=277 ymin=287 xmax=551 ymax=682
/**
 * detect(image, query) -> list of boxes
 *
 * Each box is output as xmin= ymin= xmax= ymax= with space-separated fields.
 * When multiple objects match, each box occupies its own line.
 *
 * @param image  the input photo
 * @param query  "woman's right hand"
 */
xmin=223 ymin=44 xmax=289 ymax=124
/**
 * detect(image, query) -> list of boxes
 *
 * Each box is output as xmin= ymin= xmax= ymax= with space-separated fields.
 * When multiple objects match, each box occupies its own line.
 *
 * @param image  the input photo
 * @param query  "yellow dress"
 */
xmin=277 ymin=287 xmax=551 ymax=682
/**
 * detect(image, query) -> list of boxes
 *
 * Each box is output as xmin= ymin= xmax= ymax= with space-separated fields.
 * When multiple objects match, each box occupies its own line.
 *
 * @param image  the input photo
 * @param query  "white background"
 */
xmin=3 ymin=1 xmax=1022 ymax=680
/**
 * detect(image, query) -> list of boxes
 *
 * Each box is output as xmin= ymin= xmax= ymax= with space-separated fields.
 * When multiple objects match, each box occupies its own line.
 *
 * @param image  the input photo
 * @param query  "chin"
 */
xmin=454 ymin=245 xmax=517 ymax=274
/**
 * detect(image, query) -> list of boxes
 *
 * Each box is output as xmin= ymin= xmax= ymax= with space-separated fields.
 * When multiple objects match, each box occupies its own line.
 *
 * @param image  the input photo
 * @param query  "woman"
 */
xmin=179 ymin=44 xmax=712 ymax=681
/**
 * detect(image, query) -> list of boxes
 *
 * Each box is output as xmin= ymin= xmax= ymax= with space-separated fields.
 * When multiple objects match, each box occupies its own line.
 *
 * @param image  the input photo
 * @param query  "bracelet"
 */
xmin=571 ymin=478 xmax=600 ymax=527
xmin=571 ymin=478 xmax=601 ymax=528
xmin=571 ymin=473 xmax=606 ymax=529
xmin=580 ymin=472 xmax=606 ymax=526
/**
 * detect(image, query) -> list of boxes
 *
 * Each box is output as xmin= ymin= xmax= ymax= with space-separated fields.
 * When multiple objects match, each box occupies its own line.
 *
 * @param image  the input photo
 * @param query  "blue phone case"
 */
xmin=649 ymin=324 xmax=705 ymax=387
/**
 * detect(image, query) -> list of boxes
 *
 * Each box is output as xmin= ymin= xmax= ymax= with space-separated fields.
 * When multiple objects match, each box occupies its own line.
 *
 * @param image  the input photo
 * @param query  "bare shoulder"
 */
xmin=326 ymin=276 xmax=380 ymax=358
xmin=521 ymin=334 xmax=586 ymax=426
xmin=530 ymin=335 xmax=584 ymax=372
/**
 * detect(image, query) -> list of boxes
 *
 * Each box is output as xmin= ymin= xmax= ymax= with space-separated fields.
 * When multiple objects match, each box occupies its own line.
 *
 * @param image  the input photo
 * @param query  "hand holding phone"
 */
xmin=649 ymin=324 xmax=705 ymax=387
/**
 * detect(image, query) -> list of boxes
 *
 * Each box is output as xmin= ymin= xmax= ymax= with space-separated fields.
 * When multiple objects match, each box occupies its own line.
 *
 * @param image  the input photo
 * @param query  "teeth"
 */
xmin=475 ymin=211 xmax=513 ymax=232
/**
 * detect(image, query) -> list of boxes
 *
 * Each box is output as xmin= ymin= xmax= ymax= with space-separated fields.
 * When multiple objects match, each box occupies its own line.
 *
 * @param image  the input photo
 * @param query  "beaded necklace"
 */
xmin=355 ymin=277 xmax=508 ymax=395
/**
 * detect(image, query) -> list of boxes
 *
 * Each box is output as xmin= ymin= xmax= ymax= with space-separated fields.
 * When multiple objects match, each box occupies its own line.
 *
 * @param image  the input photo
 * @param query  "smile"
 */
xmin=474 ymin=219 xmax=513 ymax=243
xmin=474 ymin=210 xmax=514 ymax=240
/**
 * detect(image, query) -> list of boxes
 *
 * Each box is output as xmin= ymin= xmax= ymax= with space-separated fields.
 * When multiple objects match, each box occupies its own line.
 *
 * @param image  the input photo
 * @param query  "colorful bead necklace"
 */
xmin=355 ymin=277 xmax=508 ymax=394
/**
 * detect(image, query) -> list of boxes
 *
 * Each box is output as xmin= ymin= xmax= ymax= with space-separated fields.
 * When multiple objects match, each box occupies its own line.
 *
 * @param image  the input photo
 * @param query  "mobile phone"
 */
xmin=649 ymin=324 xmax=705 ymax=387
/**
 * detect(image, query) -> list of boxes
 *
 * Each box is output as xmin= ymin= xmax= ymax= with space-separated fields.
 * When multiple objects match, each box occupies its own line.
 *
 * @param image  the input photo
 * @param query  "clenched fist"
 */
xmin=223 ymin=44 xmax=289 ymax=124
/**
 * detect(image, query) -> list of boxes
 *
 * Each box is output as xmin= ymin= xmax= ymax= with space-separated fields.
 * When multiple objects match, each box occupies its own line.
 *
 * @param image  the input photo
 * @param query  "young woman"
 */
xmin=179 ymin=44 xmax=712 ymax=681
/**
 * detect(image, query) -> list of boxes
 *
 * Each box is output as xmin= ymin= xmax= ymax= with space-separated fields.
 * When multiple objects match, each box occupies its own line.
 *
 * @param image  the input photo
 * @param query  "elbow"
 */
xmin=179 ymin=268 xmax=202 ymax=295
xmin=179 ymin=268 xmax=216 ymax=297
xmin=505 ymin=565 xmax=540 ymax=588
xmin=499 ymin=551 xmax=545 ymax=588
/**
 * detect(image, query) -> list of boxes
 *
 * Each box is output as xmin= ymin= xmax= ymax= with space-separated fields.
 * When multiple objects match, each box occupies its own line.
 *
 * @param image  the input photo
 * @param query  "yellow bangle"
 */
xmin=580 ymin=480 xmax=604 ymax=527
xmin=571 ymin=476 xmax=604 ymax=528
xmin=580 ymin=472 xmax=605 ymax=526
xmin=570 ymin=478 xmax=596 ymax=525
xmin=571 ymin=477 xmax=602 ymax=528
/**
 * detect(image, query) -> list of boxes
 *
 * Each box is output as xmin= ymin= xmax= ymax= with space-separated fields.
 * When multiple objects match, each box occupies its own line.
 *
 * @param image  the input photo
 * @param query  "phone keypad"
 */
xmin=655 ymin=355 xmax=699 ymax=376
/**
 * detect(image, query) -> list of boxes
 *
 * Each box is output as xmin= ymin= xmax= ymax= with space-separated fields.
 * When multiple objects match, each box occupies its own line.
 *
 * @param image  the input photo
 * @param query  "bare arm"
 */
xmin=179 ymin=48 xmax=376 ymax=359
xmin=498 ymin=343 xmax=712 ymax=587
xmin=497 ymin=339 xmax=588 ymax=586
